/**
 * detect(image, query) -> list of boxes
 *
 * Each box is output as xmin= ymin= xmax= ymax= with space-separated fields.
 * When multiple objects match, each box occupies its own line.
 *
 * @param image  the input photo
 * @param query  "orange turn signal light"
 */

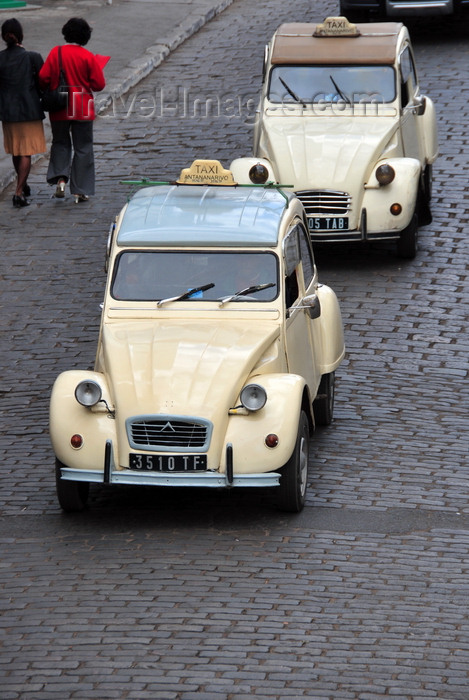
xmin=265 ymin=434 xmax=279 ymax=448
xmin=70 ymin=434 xmax=83 ymax=449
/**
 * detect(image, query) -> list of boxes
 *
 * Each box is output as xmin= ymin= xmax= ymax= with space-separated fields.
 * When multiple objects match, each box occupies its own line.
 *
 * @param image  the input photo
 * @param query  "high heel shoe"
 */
xmin=55 ymin=179 xmax=66 ymax=198
xmin=73 ymin=194 xmax=89 ymax=203
xmin=12 ymin=195 xmax=29 ymax=208
xmin=23 ymin=184 xmax=31 ymax=197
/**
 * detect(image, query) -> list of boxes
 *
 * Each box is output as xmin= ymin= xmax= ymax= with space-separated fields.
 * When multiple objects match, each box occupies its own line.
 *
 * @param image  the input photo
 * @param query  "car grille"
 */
xmin=128 ymin=417 xmax=211 ymax=450
xmin=296 ymin=190 xmax=351 ymax=216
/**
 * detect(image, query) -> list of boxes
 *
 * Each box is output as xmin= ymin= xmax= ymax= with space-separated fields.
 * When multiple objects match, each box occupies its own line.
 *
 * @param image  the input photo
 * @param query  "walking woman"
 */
xmin=39 ymin=17 xmax=105 ymax=202
xmin=0 ymin=18 xmax=46 ymax=208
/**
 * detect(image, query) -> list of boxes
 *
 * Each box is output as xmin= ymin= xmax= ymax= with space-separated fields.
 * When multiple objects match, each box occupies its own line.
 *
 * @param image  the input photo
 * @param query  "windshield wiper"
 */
xmin=329 ymin=75 xmax=351 ymax=104
xmin=218 ymin=283 xmax=275 ymax=307
xmin=279 ymin=77 xmax=306 ymax=108
xmin=157 ymin=283 xmax=215 ymax=307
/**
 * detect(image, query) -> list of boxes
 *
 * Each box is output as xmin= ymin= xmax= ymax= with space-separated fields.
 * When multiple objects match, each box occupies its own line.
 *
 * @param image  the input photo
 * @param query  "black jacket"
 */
xmin=0 ymin=45 xmax=44 ymax=122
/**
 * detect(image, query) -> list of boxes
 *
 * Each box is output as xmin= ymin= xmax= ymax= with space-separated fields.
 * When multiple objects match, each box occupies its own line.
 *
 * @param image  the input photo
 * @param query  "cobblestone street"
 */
xmin=1 ymin=0 xmax=469 ymax=697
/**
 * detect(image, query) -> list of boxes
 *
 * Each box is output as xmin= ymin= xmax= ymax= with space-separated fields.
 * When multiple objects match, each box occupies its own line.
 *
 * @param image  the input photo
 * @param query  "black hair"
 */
xmin=1 ymin=18 xmax=23 ymax=47
xmin=62 ymin=17 xmax=92 ymax=46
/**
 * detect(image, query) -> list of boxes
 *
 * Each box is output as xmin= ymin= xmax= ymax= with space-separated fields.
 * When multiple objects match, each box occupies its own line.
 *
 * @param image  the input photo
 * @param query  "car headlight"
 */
xmin=249 ymin=163 xmax=269 ymax=185
xmin=376 ymin=163 xmax=395 ymax=186
xmin=75 ymin=380 xmax=102 ymax=407
xmin=240 ymin=383 xmax=267 ymax=411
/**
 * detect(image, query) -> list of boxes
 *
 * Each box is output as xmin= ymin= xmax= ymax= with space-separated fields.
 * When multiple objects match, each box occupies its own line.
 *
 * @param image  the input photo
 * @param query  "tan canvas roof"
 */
xmin=271 ymin=22 xmax=403 ymax=66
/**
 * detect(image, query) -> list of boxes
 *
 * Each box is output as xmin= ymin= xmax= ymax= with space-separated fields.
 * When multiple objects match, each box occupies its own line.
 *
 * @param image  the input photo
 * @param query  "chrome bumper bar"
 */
xmin=386 ymin=0 xmax=453 ymax=14
xmin=58 ymin=440 xmax=281 ymax=488
xmin=59 ymin=467 xmax=281 ymax=488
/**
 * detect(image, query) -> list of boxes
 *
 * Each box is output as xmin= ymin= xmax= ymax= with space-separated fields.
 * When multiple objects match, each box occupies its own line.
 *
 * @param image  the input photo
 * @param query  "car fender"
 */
xmin=222 ymin=373 xmax=307 ymax=474
xmin=420 ymin=96 xmax=439 ymax=164
xmin=229 ymin=156 xmax=280 ymax=185
xmin=316 ymin=284 xmax=346 ymax=374
xmin=363 ymin=157 xmax=421 ymax=232
xmin=50 ymin=370 xmax=118 ymax=471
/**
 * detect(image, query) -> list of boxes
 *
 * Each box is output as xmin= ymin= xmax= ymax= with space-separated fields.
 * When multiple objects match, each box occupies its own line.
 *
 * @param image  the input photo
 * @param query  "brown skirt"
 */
xmin=2 ymin=120 xmax=46 ymax=156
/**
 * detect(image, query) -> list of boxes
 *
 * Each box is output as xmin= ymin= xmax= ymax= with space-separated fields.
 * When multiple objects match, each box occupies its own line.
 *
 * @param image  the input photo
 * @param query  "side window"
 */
xmin=285 ymin=270 xmax=299 ymax=308
xmin=283 ymin=227 xmax=300 ymax=307
xmin=262 ymin=44 xmax=269 ymax=83
xmin=105 ymin=219 xmax=116 ymax=272
xmin=399 ymin=46 xmax=418 ymax=108
xmin=298 ymin=223 xmax=315 ymax=288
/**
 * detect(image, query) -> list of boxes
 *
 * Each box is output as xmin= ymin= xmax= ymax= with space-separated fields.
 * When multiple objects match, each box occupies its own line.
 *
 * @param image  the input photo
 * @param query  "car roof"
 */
xmin=271 ymin=22 xmax=404 ymax=66
xmin=116 ymin=185 xmax=292 ymax=247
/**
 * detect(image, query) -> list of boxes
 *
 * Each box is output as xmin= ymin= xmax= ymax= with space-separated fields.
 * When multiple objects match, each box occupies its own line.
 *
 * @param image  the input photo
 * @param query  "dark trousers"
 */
xmin=47 ymin=120 xmax=95 ymax=195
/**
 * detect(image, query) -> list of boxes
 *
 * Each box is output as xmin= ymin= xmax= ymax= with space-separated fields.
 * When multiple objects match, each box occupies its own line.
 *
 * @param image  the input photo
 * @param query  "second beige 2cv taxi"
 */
xmin=50 ymin=159 xmax=345 ymax=514
xmin=253 ymin=16 xmax=439 ymax=258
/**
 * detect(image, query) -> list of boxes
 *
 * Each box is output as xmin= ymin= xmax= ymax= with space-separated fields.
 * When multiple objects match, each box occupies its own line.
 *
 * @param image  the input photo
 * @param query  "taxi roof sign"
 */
xmin=314 ymin=16 xmax=360 ymax=38
xmin=177 ymin=159 xmax=237 ymax=186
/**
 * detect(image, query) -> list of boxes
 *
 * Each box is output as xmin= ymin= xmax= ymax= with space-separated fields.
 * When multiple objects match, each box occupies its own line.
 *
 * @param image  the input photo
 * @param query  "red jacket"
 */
xmin=39 ymin=44 xmax=106 ymax=121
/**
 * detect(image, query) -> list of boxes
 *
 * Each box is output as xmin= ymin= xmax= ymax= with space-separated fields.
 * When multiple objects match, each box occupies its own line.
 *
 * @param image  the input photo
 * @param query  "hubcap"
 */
xmin=299 ymin=435 xmax=308 ymax=497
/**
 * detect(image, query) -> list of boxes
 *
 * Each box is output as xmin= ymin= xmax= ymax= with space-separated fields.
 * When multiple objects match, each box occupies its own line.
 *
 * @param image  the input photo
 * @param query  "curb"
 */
xmin=0 ymin=0 xmax=235 ymax=192
xmin=98 ymin=0 xmax=235 ymax=110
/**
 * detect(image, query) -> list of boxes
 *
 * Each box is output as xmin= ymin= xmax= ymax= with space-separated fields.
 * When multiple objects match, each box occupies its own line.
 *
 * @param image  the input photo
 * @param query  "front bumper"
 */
xmin=59 ymin=467 xmax=281 ymax=488
xmin=58 ymin=440 xmax=281 ymax=488
xmin=340 ymin=0 xmax=460 ymax=14
xmin=308 ymin=209 xmax=402 ymax=244
xmin=386 ymin=0 xmax=454 ymax=15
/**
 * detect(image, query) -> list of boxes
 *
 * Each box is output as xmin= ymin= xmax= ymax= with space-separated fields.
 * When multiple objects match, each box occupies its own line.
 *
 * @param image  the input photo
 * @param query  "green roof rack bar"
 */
xmin=0 ymin=1 xmax=27 ymax=7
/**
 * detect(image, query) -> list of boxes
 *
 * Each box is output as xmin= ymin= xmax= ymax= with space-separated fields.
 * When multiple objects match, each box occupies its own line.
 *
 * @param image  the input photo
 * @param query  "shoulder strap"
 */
xmin=27 ymin=51 xmax=42 ymax=96
xmin=57 ymin=45 xmax=67 ymax=83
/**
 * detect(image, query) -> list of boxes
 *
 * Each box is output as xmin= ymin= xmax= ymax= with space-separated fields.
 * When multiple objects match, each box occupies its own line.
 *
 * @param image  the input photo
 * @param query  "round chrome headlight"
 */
xmin=75 ymin=380 xmax=102 ymax=407
xmin=240 ymin=383 xmax=267 ymax=411
xmin=249 ymin=163 xmax=269 ymax=185
xmin=376 ymin=163 xmax=395 ymax=186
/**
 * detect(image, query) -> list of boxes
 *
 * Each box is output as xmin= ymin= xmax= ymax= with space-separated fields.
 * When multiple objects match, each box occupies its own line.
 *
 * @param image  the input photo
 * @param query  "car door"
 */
xmin=283 ymin=223 xmax=321 ymax=392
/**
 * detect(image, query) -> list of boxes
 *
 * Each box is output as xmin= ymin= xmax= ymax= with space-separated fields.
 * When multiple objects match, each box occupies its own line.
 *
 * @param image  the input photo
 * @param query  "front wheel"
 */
xmin=276 ymin=411 xmax=310 ymax=513
xmin=422 ymin=164 xmax=433 ymax=204
xmin=55 ymin=458 xmax=89 ymax=512
xmin=417 ymin=165 xmax=433 ymax=227
xmin=313 ymin=372 xmax=335 ymax=426
xmin=397 ymin=212 xmax=418 ymax=259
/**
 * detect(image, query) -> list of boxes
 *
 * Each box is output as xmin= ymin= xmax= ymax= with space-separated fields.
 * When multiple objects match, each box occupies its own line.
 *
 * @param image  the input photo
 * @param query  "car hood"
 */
xmin=261 ymin=116 xmax=399 ymax=191
xmin=102 ymin=320 xmax=280 ymax=421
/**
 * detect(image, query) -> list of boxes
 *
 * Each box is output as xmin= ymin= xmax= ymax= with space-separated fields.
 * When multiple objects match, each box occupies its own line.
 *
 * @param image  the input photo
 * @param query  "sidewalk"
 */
xmin=0 ymin=0 xmax=235 ymax=191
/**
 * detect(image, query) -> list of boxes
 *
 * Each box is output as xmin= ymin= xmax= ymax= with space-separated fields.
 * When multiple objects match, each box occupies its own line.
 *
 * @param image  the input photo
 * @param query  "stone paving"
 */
xmin=0 ymin=0 xmax=236 ymax=189
xmin=1 ymin=0 xmax=469 ymax=697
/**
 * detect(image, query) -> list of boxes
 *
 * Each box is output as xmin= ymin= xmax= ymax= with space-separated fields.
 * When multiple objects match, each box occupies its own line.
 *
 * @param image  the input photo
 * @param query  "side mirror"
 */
xmin=303 ymin=294 xmax=321 ymax=319
xmin=414 ymin=95 xmax=426 ymax=116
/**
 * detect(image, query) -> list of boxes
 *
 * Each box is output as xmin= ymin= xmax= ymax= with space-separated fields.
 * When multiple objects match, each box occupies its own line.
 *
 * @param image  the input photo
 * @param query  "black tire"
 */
xmin=417 ymin=165 xmax=433 ymax=227
xmin=313 ymin=372 xmax=335 ymax=426
xmin=422 ymin=164 xmax=433 ymax=204
xmin=276 ymin=411 xmax=309 ymax=513
xmin=397 ymin=212 xmax=418 ymax=259
xmin=55 ymin=458 xmax=89 ymax=512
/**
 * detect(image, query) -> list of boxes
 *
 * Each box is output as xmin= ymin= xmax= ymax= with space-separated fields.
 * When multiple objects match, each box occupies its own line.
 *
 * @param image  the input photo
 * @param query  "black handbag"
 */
xmin=41 ymin=46 xmax=68 ymax=112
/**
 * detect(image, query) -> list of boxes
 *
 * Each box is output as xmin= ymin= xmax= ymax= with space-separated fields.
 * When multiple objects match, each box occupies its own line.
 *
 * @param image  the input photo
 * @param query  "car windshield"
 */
xmin=268 ymin=65 xmax=396 ymax=105
xmin=111 ymin=251 xmax=279 ymax=302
